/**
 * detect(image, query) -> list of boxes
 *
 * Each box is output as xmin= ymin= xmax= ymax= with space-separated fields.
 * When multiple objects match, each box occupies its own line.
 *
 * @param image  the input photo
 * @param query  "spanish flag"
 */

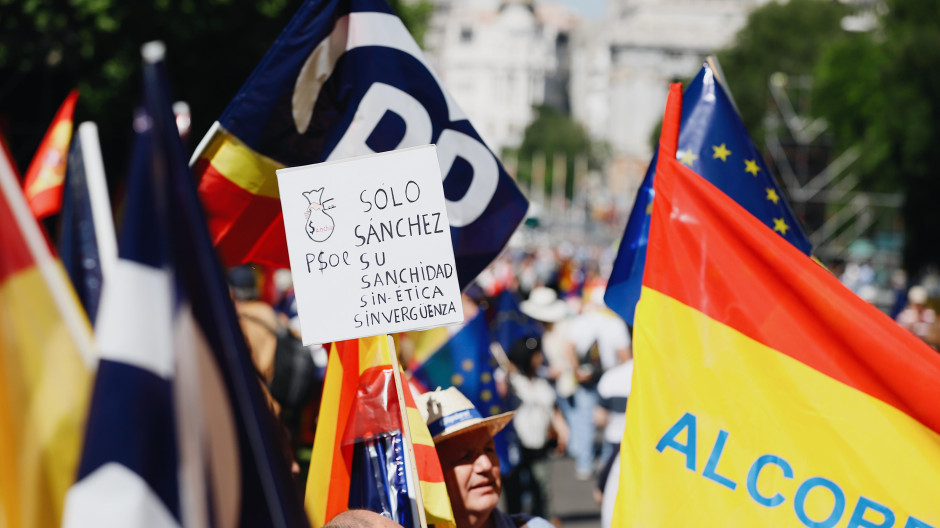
xmin=613 ymin=85 xmax=940 ymax=526
xmin=306 ymin=336 xmax=453 ymax=527
xmin=0 ymin=135 xmax=93 ymax=527
xmin=22 ymin=89 xmax=79 ymax=220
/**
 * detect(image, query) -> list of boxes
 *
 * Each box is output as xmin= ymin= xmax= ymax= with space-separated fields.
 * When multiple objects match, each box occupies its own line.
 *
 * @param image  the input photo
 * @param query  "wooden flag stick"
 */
xmin=387 ymin=334 xmax=429 ymax=528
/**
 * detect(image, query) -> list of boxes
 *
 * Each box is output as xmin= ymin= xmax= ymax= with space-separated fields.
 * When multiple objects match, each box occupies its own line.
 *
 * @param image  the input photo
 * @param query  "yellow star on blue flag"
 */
xmin=605 ymin=61 xmax=812 ymax=325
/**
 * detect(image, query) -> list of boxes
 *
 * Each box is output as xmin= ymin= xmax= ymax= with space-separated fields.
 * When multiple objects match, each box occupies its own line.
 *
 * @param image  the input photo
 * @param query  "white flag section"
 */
xmin=62 ymin=42 xmax=308 ymax=528
xmin=62 ymin=263 xmax=185 ymax=528
xmin=63 ymin=262 xmax=239 ymax=528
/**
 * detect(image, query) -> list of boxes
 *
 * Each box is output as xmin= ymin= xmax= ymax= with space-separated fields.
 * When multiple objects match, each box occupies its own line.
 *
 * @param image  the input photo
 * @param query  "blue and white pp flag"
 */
xmin=62 ymin=43 xmax=309 ymax=528
xmin=192 ymin=0 xmax=529 ymax=289
xmin=605 ymin=62 xmax=812 ymax=325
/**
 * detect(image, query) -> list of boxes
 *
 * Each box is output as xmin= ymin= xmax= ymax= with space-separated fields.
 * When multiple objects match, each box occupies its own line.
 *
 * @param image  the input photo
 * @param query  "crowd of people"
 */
xmin=227 ymin=242 xmax=938 ymax=528
xmin=837 ymin=258 xmax=940 ymax=349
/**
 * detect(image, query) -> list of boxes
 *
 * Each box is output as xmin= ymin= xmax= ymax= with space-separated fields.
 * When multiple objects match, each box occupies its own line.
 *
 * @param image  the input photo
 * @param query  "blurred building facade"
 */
xmin=423 ymin=0 xmax=769 ymax=217
xmin=423 ymin=0 xmax=576 ymax=155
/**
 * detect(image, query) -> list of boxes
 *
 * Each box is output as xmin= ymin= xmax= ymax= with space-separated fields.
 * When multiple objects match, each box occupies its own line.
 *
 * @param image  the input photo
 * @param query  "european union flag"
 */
xmin=62 ymin=43 xmax=308 ymax=528
xmin=411 ymin=311 xmax=517 ymax=473
xmin=491 ymin=289 xmax=542 ymax=355
xmin=605 ymin=62 xmax=812 ymax=325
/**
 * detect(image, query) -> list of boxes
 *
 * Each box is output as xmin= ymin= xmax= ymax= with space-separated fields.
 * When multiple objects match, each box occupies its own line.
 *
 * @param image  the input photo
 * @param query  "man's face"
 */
xmin=437 ymin=427 xmax=501 ymax=528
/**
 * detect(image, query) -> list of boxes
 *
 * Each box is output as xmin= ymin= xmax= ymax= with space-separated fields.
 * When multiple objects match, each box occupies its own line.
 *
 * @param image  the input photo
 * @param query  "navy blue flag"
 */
xmin=491 ymin=289 xmax=542 ymax=355
xmin=58 ymin=131 xmax=104 ymax=325
xmin=61 ymin=43 xmax=309 ymax=528
xmin=604 ymin=62 xmax=812 ymax=324
xmin=193 ymin=0 xmax=529 ymax=289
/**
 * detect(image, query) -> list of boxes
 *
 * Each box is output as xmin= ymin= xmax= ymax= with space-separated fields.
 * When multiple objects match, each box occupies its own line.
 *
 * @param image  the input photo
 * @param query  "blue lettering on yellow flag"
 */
xmin=653 ymin=412 xmax=938 ymax=528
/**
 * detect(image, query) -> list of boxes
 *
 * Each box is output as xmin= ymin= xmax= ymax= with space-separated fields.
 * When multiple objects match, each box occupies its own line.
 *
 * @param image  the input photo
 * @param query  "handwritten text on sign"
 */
xmin=276 ymin=145 xmax=464 ymax=344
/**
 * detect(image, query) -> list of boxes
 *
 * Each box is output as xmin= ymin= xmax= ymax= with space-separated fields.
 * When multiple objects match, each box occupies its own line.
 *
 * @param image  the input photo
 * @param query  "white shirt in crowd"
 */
xmin=568 ymin=309 xmax=631 ymax=370
xmin=509 ymin=372 xmax=557 ymax=450
xmin=597 ymin=358 xmax=634 ymax=445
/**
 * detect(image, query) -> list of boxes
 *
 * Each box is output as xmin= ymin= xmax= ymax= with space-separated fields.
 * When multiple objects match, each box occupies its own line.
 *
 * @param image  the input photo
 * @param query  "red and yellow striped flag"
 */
xmin=0 ymin=137 xmax=93 ymax=527
xmin=305 ymin=336 xmax=452 ymax=527
xmin=22 ymin=89 xmax=79 ymax=220
xmin=613 ymin=84 xmax=940 ymax=526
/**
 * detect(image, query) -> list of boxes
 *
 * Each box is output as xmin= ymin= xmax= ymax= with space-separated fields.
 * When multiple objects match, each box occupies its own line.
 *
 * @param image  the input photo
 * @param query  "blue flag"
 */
xmin=491 ymin=289 xmax=542 ymax=355
xmin=62 ymin=43 xmax=309 ymax=528
xmin=605 ymin=62 xmax=812 ymax=324
xmin=58 ymin=132 xmax=104 ymax=325
xmin=411 ymin=311 xmax=518 ymax=474
xmin=193 ymin=0 xmax=529 ymax=289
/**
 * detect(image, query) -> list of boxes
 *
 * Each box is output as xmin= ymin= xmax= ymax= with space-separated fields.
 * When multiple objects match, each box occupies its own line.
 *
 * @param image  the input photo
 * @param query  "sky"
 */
xmin=538 ymin=0 xmax=607 ymax=19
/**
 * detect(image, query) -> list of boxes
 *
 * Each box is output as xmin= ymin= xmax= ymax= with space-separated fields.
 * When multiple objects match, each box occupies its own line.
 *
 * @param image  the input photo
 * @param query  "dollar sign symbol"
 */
xmin=303 ymin=188 xmax=334 ymax=242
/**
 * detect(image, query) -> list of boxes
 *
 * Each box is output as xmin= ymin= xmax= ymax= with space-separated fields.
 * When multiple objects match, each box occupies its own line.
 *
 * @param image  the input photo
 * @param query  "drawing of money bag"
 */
xmin=303 ymin=188 xmax=334 ymax=242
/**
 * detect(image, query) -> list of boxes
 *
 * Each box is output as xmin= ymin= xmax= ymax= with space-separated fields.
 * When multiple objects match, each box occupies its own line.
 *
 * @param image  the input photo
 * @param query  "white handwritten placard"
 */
xmin=276 ymin=145 xmax=464 ymax=345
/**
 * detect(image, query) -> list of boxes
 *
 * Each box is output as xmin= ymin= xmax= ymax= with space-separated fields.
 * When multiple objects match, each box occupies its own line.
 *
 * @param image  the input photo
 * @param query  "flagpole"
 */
xmin=0 ymin=145 xmax=96 ymax=367
xmin=705 ymin=55 xmax=741 ymax=115
xmin=387 ymin=334 xmax=429 ymax=528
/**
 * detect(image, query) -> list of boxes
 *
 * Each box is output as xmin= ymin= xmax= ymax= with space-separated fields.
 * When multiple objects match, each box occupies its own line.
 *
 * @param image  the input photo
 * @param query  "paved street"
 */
xmin=501 ymin=455 xmax=603 ymax=527
xmin=548 ymin=456 xmax=602 ymax=528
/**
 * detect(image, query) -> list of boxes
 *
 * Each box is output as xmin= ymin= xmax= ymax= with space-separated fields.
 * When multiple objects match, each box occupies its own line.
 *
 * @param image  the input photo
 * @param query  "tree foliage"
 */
xmin=0 ymin=0 xmax=432 ymax=186
xmin=814 ymin=0 xmax=940 ymax=276
xmin=715 ymin=0 xmax=850 ymax=146
xmin=510 ymin=104 xmax=607 ymax=199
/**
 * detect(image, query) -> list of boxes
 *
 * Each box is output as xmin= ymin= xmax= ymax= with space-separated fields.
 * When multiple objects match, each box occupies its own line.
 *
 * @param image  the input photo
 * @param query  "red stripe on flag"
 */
xmin=399 ymin=370 xmax=447 ymax=484
xmin=0 ymin=188 xmax=36 ymax=282
xmin=22 ymin=89 xmax=78 ymax=220
xmin=347 ymin=364 xmax=402 ymax=440
xmin=412 ymin=443 xmax=446 ymax=483
xmin=325 ymin=339 xmax=361 ymax=520
xmin=645 ymin=84 xmax=940 ymax=435
xmin=195 ymin=159 xmax=288 ymax=267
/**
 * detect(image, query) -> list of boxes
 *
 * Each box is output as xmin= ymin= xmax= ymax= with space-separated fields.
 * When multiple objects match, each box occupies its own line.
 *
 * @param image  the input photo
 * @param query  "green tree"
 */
xmin=715 ymin=0 xmax=851 ymax=146
xmin=509 ymin=104 xmax=607 ymax=199
xmin=814 ymin=0 xmax=940 ymax=276
xmin=0 ymin=0 xmax=432 ymax=185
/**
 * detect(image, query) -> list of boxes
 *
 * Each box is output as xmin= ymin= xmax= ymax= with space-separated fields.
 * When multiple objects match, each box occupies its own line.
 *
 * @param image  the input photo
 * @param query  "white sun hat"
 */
xmin=416 ymin=387 xmax=514 ymax=442
xmin=520 ymin=286 xmax=569 ymax=323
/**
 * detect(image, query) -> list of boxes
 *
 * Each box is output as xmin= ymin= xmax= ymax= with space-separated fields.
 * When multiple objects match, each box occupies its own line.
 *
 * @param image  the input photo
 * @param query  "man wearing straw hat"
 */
xmin=417 ymin=387 xmax=554 ymax=528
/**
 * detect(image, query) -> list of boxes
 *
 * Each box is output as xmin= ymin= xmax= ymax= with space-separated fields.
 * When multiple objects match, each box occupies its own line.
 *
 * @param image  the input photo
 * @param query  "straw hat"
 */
xmin=415 ymin=387 xmax=514 ymax=442
xmin=520 ymin=286 xmax=568 ymax=323
xmin=909 ymin=285 xmax=928 ymax=305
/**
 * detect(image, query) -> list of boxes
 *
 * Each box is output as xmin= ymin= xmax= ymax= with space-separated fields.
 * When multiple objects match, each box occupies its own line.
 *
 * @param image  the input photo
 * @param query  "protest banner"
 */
xmin=281 ymin=145 xmax=463 ymax=528
xmin=276 ymin=145 xmax=464 ymax=346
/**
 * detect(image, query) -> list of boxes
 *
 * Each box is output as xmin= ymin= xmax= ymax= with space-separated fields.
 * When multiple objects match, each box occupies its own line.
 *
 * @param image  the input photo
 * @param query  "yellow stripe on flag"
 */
xmin=358 ymin=335 xmax=389 ymax=375
xmin=614 ymin=288 xmax=940 ymax=527
xmin=0 ymin=266 xmax=91 ymax=528
xmin=199 ymin=124 xmax=284 ymax=199
xmin=420 ymin=481 xmax=454 ymax=528
xmin=305 ymin=343 xmax=345 ymax=527
xmin=407 ymin=326 xmax=451 ymax=366
xmin=406 ymin=406 xmax=455 ymax=526
xmin=407 ymin=407 xmax=434 ymax=448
